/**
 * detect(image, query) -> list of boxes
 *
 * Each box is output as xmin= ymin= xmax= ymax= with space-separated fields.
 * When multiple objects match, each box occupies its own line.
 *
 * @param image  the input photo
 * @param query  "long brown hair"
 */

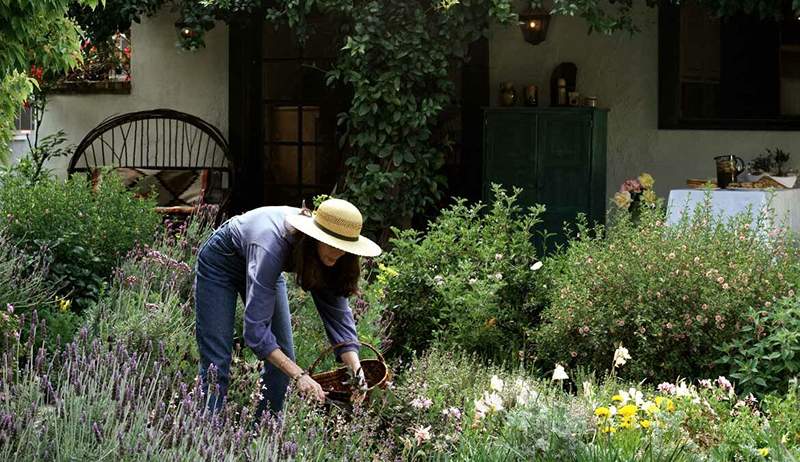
xmin=287 ymin=233 xmax=360 ymax=297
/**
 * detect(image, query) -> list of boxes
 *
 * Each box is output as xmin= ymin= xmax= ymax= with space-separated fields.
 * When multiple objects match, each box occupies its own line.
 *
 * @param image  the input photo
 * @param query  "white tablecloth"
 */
xmin=666 ymin=189 xmax=800 ymax=233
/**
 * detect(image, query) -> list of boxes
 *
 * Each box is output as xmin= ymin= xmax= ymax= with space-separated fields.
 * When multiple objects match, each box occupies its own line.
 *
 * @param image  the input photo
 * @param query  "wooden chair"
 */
xmin=68 ymin=108 xmax=234 ymax=217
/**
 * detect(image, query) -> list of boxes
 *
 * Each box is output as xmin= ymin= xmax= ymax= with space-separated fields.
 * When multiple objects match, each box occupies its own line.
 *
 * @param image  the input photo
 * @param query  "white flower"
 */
xmin=482 ymin=391 xmax=504 ymax=413
xmin=494 ymin=272 xmax=503 ymax=281
xmin=530 ymin=261 xmax=544 ymax=271
xmin=410 ymin=397 xmax=433 ymax=410
xmin=433 ymin=275 xmax=445 ymax=286
xmin=552 ymin=364 xmax=569 ymax=381
xmin=613 ymin=345 xmax=632 ymax=368
xmin=490 ymin=375 xmax=504 ymax=392
xmin=515 ymin=385 xmax=538 ymax=406
xmin=698 ymin=379 xmax=713 ymax=388
xmin=609 ymin=405 xmax=618 ymax=416
xmin=495 ymin=253 xmax=503 ymax=261
xmin=468 ymin=278 xmax=477 ymax=285
xmin=626 ymin=387 xmax=644 ymax=406
xmin=474 ymin=397 xmax=489 ymax=420
xmin=674 ymin=381 xmax=693 ymax=397
xmin=582 ymin=381 xmax=593 ymax=398
xmin=411 ymin=425 xmax=432 ymax=444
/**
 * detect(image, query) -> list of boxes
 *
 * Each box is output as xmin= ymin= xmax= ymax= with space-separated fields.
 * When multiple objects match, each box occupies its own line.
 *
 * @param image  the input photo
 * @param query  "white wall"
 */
xmin=489 ymin=3 xmax=800 ymax=201
xmin=17 ymin=11 xmax=229 ymax=175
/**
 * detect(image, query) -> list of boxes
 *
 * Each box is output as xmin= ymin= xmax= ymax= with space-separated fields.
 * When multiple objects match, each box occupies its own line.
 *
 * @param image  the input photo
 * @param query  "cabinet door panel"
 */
xmin=483 ymin=113 xmax=536 ymax=205
xmin=536 ymin=114 xmax=591 ymax=240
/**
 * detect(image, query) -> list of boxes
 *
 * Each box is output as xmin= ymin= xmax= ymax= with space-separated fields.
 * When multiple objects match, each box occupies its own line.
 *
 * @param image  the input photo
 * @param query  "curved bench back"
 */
xmin=68 ymin=109 xmax=233 ymax=211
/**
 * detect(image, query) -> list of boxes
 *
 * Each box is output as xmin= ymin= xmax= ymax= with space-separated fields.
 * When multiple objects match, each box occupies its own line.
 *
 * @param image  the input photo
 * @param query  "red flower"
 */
xmin=123 ymin=47 xmax=131 ymax=58
xmin=29 ymin=65 xmax=44 ymax=82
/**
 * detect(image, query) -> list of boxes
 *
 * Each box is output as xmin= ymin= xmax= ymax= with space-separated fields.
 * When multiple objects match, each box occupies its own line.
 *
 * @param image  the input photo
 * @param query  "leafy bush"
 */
xmin=535 ymin=198 xmax=800 ymax=382
xmin=716 ymin=296 xmax=800 ymax=396
xmin=0 ymin=171 xmax=160 ymax=310
xmin=378 ymin=185 xmax=546 ymax=361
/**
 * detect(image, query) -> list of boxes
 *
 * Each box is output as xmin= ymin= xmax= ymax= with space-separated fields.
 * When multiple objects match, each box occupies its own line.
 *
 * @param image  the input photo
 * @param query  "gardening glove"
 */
xmin=295 ymin=372 xmax=327 ymax=403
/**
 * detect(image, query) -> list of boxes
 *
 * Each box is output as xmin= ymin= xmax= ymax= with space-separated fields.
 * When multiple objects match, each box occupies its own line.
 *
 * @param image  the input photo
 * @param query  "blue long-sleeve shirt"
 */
xmin=226 ymin=206 xmax=360 ymax=359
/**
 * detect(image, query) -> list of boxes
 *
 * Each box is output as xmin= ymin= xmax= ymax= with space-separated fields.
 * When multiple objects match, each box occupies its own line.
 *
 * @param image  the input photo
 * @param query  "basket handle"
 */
xmin=307 ymin=339 xmax=385 ymax=375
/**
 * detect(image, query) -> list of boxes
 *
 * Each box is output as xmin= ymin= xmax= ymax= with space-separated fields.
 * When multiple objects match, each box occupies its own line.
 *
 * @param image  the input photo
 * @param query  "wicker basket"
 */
xmin=308 ymin=340 xmax=390 ymax=403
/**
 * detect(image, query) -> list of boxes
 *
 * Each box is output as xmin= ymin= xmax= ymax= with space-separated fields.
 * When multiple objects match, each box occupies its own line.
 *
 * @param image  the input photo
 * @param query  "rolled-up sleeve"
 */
xmin=310 ymin=289 xmax=360 ymax=358
xmin=243 ymin=244 xmax=283 ymax=359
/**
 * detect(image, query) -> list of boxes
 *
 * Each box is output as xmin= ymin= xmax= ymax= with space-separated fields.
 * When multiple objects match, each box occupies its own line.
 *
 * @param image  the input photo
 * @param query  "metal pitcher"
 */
xmin=714 ymin=155 xmax=745 ymax=188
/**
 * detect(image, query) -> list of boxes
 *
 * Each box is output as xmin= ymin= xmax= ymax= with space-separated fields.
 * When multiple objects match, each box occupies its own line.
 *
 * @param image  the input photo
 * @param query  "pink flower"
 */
xmin=716 ymin=376 xmax=734 ymax=392
xmin=410 ymin=397 xmax=433 ymax=410
xmin=658 ymin=382 xmax=676 ymax=394
xmin=619 ymin=178 xmax=643 ymax=194
xmin=411 ymin=425 xmax=432 ymax=444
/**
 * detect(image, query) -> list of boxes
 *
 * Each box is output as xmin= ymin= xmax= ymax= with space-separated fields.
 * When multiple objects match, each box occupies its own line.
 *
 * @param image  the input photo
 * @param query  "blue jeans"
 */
xmin=194 ymin=221 xmax=295 ymax=418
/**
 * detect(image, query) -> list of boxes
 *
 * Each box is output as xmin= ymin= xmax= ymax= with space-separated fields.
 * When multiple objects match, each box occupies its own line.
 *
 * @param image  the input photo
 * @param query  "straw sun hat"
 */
xmin=286 ymin=198 xmax=382 ymax=258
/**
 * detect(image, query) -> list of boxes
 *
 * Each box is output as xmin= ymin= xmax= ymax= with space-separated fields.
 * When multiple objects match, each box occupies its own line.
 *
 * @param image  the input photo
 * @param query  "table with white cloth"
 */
xmin=666 ymin=189 xmax=800 ymax=234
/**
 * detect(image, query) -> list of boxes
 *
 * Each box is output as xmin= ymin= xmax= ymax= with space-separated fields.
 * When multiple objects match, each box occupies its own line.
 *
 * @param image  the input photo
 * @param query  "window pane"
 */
xmin=14 ymin=106 xmax=32 ymax=131
xmin=264 ymin=62 xmax=301 ymax=100
xmin=301 ymin=145 xmax=341 ymax=187
xmin=263 ymin=24 xmax=300 ymax=59
xmin=266 ymin=105 xmax=332 ymax=143
xmin=303 ymin=20 xmax=342 ymax=59
xmin=265 ymin=144 xmax=300 ymax=185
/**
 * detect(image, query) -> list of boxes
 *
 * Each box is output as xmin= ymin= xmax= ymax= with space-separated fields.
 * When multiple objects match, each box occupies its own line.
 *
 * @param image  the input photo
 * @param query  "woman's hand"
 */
xmin=295 ymin=373 xmax=327 ymax=403
xmin=341 ymin=351 xmax=368 ymax=405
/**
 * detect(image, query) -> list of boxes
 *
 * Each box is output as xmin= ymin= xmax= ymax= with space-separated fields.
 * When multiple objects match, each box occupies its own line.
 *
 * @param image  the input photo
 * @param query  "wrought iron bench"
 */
xmin=68 ymin=108 xmax=233 ymax=216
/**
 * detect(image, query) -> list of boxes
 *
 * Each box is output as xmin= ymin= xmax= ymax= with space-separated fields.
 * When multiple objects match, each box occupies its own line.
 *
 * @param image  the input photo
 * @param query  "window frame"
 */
xmin=658 ymin=3 xmax=800 ymax=131
xmin=13 ymin=106 xmax=33 ymax=140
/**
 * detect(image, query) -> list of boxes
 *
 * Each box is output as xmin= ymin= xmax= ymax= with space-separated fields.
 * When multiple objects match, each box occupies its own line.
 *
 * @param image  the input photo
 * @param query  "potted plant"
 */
xmin=744 ymin=148 xmax=797 ymax=188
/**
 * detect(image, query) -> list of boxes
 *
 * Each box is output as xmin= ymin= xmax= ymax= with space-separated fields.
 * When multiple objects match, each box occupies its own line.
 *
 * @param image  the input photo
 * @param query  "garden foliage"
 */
xmin=0 ymin=171 xmax=160 ymax=311
xmin=86 ymin=208 xmax=215 ymax=378
xmin=717 ymin=296 xmax=800 ymax=397
xmin=535 ymin=197 xmax=800 ymax=382
xmin=379 ymin=185 xmax=545 ymax=361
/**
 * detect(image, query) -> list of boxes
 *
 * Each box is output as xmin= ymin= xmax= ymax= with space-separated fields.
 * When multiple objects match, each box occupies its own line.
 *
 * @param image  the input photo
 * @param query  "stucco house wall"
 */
xmin=489 ymin=3 xmax=800 ymax=201
xmin=18 ymin=11 xmax=229 ymax=175
xmin=23 ymin=6 xmax=800 ymax=202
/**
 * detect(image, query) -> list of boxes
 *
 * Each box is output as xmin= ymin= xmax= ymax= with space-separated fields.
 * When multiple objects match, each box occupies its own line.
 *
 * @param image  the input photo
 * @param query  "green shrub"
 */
xmin=716 ymin=296 xmax=800 ymax=396
xmin=0 ymin=171 xmax=160 ymax=310
xmin=535 ymin=198 xmax=800 ymax=382
xmin=378 ymin=185 xmax=546 ymax=361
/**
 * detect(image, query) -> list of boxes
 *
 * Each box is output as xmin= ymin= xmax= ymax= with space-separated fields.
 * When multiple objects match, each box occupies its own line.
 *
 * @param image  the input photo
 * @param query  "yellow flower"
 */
xmin=642 ymin=189 xmax=657 ymax=205
xmin=645 ymin=403 xmax=660 ymax=415
xmin=601 ymin=425 xmax=616 ymax=434
xmin=612 ymin=394 xmax=624 ymax=403
xmin=666 ymin=399 xmax=676 ymax=413
xmin=759 ymin=448 xmax=770 ymax=457
xmin=638 ymin=173 xmax=655 ymax=189
xmin=620 ymin=416 xmax=636 ymax=429
xmin=613 ymin=191 xmax=632 ymax=210
xmin=57 ymin=298 xmax=71 ymax=313
xmin=640 ymin=419 xmax=652 ymax=429
xmin=594 ymin=407 xmax=611 ymax=419
xmin=654 ymin=396 xmax=664 ymax=407
xmin=618 ymin=404 xmax=638 ymax=418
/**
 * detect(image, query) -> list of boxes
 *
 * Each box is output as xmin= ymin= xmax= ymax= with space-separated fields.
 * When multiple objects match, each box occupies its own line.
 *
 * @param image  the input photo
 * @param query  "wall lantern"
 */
xmin=518 ymin=8 xmax=551 ymax=45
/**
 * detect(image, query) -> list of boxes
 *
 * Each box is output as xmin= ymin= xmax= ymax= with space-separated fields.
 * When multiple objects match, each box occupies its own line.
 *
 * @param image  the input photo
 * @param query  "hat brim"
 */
xmin=286 ymin=214 xmax=382 ymax=258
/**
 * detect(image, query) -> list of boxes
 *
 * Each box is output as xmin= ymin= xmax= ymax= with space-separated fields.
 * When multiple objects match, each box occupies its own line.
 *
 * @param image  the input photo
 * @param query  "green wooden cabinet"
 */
xmin=483 ymin=107 xmax=607 ymax=248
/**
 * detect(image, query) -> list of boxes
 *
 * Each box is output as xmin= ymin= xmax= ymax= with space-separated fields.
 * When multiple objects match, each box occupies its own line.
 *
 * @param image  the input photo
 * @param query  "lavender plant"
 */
xmin=0 ymin=313 xmax=387 ymax=461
